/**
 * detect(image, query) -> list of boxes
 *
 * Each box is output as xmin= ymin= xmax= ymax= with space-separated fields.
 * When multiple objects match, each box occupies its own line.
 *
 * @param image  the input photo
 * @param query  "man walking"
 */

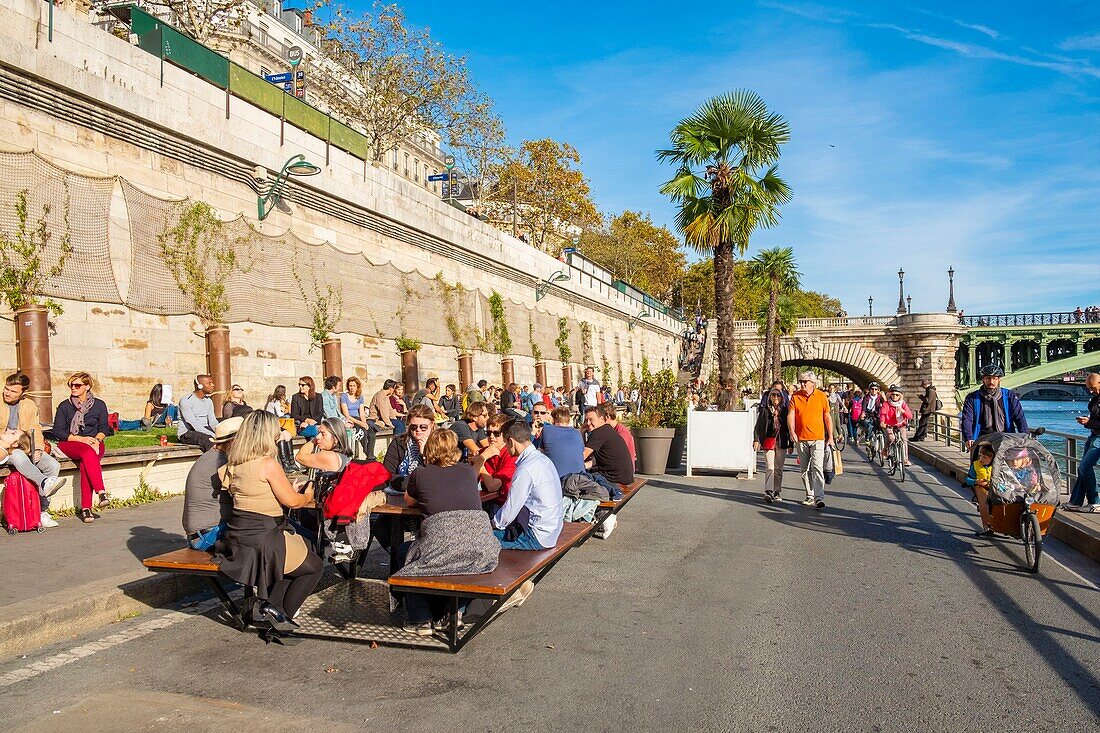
xmin=1066 ymin=372 xmax=1100 ymax=512
xmin=786 ymin=371 xmax=834 ymax=509
xmin=911 ymin=380 xmax=939 ymax=442
xmin=961 ymin=364 xmax=1028 ymax=460
xmin=579 ymin=367 xmax=602 ymax=407
xmin=177 ymin=374 xmax=219 ymax=452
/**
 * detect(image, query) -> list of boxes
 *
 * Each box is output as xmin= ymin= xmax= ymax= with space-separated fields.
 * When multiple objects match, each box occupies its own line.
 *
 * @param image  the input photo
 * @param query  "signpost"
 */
xmin=443 ymin=155 xmax=455 ymax=169
xmin=264 ymin=70 xmax=306 ymax=98
xmin=427 ymin=173 xmax=449 ymax=182
xmin=288 ymin=45 xmax=303 ymax=67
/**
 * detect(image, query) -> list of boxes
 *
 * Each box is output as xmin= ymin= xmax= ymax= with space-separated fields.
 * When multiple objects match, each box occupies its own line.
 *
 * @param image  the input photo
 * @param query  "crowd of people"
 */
xmin=1073 ymin=306 xmax=1100 ymax=323
xmin=172 ymin=367 xmax=639 ymax=640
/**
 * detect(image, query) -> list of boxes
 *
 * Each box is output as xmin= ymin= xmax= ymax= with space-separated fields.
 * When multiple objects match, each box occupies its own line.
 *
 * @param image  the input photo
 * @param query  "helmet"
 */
xmin=979 ymin=364 xmax=1004 ymax=378
xmin=868 ymin=381 xmax=880 ymax=389
xmin=887 ymin=384 xmax=902 ymax=393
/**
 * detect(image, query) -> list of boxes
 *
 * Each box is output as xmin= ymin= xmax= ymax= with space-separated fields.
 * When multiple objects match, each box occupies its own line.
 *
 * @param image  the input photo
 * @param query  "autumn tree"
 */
xmin=450 ymin=99 xmax=511 ymax=214
xmin=146 ymin=0 xmax=249 ymax=44
xmin=485 ymin=139 xmax=600 ymax=252
xmin=579 ymin=211 xmax=685 ymax=300
xmin=319 ymin=2 xmax=500 ymax=164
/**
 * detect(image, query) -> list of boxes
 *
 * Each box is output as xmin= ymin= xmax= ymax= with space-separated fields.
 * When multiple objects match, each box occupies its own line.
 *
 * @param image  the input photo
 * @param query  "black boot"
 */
xmin=278 ymin=441 xmax=297 ymax=473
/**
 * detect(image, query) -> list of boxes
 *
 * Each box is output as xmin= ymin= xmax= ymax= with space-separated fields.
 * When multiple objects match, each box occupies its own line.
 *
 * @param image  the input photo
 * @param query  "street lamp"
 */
xmin=868 ymin=295 xmax=874 ymax=317
xmin=628 ymin=309 xmax=653 ymax=331
xmin=896 ymin=268 xmax=907 ymax=315
xmin=535 ymin=270 xmax=570 ymax=302
xmin=255 ymin=154 xmax=321 ymax=220
xmin=906 ymin=295 xmax=912 ymax=314
xmin=947 ymin=267 xmax=957 ymax=313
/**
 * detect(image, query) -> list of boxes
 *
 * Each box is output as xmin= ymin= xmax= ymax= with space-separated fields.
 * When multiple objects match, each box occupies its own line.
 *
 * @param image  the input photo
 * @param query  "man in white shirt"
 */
xmin=492 ymin=420 xmax=563 ymax=551
xmin=580 ymin=367 xmax=601 ymax=407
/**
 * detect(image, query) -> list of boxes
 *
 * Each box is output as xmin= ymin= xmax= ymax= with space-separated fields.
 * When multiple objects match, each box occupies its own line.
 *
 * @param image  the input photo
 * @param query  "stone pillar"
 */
xmin=892 ymin=313 xmax=966 ymax=412
xmin=1038 ymin=333 xmax=1048 ymax=364
xmin=321 ymin=338 xmax=343 ymax=382
xmin=500 ymin=358 xmax=514 ymax=387
xmin=400 ymin=349 xmax=420 ymax=396
xmin=14 ymin=304 xmax=52 ymax=420
xmin=457 ymin=353 xmax=473 ymax=392
xmin=205 ymin=325 xmax=231 ymax=415
xmin=535 ymin=362 xmax=547 ymax=388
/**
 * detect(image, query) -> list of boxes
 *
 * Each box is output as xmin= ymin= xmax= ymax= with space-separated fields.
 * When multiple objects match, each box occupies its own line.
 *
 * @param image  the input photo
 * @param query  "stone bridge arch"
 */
xmin=741 ymin=339 xmax=900 ymax=389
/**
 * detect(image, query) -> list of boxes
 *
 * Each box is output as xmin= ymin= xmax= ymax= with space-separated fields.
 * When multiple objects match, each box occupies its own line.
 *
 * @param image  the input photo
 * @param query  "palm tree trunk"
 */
xmin=771 ymin=326 xmax=782 ymax=387
xmin=714 ymin=241 xmax=736 ymax=385
xmin=762 ymin=284 xmax=778 ymax=391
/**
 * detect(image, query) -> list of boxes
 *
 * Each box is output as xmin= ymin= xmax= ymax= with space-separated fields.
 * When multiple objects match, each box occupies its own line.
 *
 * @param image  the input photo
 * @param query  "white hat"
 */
xmin=211 ymin=416 xmax=243 ymax=445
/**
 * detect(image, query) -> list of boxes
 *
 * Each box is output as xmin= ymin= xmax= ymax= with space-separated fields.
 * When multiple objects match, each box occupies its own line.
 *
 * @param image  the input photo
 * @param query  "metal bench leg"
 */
xmin=206 ymin=577 xmax=247 ymax=630
xmin=447 ymin=596 xmax=460 ymax=652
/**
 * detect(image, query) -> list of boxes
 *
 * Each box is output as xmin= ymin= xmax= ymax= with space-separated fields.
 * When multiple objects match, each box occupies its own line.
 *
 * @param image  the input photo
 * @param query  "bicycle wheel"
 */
xmin=897 ymin=446 xmax=906 ymax=482
xmin=835 ymin=428 xmax=846 ymax=452
xmin=876 ymin=435 xmax=885 ymax=467
xmin=1022 ymin=512 xmax=1042 ymax=573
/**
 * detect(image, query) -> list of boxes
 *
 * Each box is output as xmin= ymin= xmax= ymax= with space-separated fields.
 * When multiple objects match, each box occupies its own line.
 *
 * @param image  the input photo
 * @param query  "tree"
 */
xmin=579 ymin=211 xmax=685 ymax=299
xmin=659 ymin=90 xmax=792 ymax=385
xmin=746 ymin=247 xmax=800 ymax=390
xmin=146 ymin=0 xmax=249 ymax=44
xmin=320 ymin=2 xmax=494 ymax=163
xmin=486 ymin=139 xmax=600 ymax=252
xmin=450 ymin=99 xmax=511 ymax=215
xmin=0 ymin=188 xmax=72 ymax=316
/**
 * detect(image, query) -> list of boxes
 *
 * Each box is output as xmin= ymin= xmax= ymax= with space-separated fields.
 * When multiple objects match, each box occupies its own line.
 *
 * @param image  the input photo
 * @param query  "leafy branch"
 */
xmin=580 ymin=321 xmax=593 ymax=365
xmin=528 ymin=312 xmax=543 ymax=362
xmin=292 ymin=257 xmax=343 ymax=351
xmin=555 ymin=317 xmax=571 ymax=363
xmin=487 ymin=291 xmax=513 ymax=357
xmin=0 ymin=188 xmax=73 ymax=316
xmin=158 ymin=201 xmax=252 ymax=326
xmin=433 ymin=272 xmax=477 ymax=353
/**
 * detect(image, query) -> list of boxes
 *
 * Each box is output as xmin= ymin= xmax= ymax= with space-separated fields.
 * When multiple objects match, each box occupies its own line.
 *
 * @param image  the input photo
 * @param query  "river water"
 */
xmin=1019 ymin=398 xmax=1091 ymax=438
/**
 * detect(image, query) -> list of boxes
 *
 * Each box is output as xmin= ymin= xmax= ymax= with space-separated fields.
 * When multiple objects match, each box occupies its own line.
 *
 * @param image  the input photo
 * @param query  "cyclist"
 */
xmin=879 ymin=384 xmax=914 ymax=467
xmin=846 ymin=388 xmax=863 ymax=442
xmin=860 ymin=382 xmax=884 ymax=444
xmin=960 ymin=363 xmax=1028 ymax=461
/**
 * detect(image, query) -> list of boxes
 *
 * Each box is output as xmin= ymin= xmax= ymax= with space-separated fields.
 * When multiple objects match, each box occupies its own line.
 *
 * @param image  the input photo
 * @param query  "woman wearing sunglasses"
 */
xmin=382 ymin=404 xmax=436 ymax=492
xmin=46 ymin=372 xmax=114 ymax=524
xmin=290 ymin=376 xmax=323 ymax=439
xmin=470 ymin=413 xmax=516 ymax=509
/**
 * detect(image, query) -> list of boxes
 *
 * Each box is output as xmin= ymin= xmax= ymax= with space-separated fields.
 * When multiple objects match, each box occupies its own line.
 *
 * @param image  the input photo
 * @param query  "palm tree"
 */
xmin=747 ymin=247 xmax=801 ymax=390
xmin=658 ymin=91 xmax=791 ymax=386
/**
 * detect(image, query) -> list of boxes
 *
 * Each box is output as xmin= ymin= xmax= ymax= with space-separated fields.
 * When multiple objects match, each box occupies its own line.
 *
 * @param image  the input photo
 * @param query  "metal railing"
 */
xmin=960 ymin=312 xmax=1093 ymax=327
xmin=927 ymin=410 xmax=1085 ymax=496
xmin=731 ymin=315 xmax=897 ymax=332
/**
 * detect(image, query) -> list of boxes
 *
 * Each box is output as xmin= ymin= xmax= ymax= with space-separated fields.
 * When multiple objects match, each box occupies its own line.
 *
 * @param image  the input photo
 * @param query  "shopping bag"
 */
xmin=823 ymin=447 xmax=836 ymax=485
xmin=834 ymin=449 xmax=843 ymax=476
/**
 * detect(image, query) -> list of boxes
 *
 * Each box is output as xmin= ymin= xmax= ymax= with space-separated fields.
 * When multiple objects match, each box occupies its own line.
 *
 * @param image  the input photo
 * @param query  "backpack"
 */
xmin=316 ymin=460 xmax=391 ymax=525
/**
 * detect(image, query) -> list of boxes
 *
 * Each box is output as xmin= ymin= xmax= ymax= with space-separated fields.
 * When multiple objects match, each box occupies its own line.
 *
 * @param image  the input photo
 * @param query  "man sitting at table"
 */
xmin=539 ymin=406 xmax=585 ymax=479
xmin=582 ymin=406 xmax=633 ymax=496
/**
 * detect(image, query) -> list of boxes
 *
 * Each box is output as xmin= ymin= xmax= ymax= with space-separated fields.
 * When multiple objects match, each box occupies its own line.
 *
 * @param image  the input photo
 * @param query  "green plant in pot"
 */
xmin=627 ymin=361 xmax=686 ymax=474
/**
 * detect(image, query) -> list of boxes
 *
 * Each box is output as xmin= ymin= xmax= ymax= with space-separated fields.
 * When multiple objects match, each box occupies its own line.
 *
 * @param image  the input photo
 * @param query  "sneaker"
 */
xmin=763 ymin=490 xmax=774 ymax=504
xmin=1062 ymin=503 xmax=1083 ymax=512
xmin=80 ymin=508 xmax=95 ymax=524
xmin=41 ymin=476 xmax=68 ymax=497
xmin=801 ymin=497 xmax=816 ymax=507
xmin=97 ymin=492 xmax=111 ymax=509
xmin=1082 ymin=503 xmax=1100 ymax=513
xmin=402 ymin=622 xmax=434 ymax=637
xmin=39 ymin=512 xmax=58 ymax=528
xmin=432 ymin=612 xmax=466 ymax=632
xmin=815 ymin=500 xmax=826 ymax=510
xmin=497 ymin=580 xmax=535 ymax=615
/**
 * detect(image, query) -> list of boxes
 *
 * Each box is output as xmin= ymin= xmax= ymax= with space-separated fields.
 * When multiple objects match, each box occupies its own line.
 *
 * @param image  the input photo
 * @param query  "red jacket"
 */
xmin=879 ymin=401 xmax=913 ymax=428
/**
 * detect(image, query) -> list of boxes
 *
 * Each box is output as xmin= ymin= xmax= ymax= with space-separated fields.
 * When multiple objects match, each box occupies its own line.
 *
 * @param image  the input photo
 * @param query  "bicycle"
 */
xmin=867 ymin=425 xmax=885 ymax=467
xmin=884 ymin=426 xmax=906 ymax=482
xmin=833 ymin=414 xmax=847 ymax=452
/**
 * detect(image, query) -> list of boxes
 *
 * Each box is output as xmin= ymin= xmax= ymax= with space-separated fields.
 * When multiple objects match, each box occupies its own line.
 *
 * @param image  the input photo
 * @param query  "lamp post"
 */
xmin=255 ymin=154 xmax=321 ymax=220
xmin=868 ymin=295 xmax=874 ymax=317
xmin=906 ymin=295 xmax=912 ymax=314
xmin=896 ymin=268 xmax=907 ymax=315
xmin=947 ymin=267 xmax=957 ymax=313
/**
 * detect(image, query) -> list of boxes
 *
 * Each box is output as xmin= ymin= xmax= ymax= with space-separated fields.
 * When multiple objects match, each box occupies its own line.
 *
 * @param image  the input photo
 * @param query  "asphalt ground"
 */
xmin=1 ymin=450 xmax=1097 ymax=732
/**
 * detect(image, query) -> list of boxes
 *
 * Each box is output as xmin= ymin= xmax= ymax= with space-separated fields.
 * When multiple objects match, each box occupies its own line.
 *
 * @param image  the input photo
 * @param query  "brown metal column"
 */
xmin=322 ymin=338 xmax=344 ymax=382
xmin=534 ymin=362 xmax=547 ymax=388
xmin=500 ymin=358 xmax=514 ymax=387
xmin=15 ymin=305 xmax=52 ymax=420
xmin=401 ymin=349 xmax=420 ymax=396
xmin=205 ymin=325 xmax=231 ymax=416
xmin=561 ymin=364 xmax=573 ymax=392
xmin=457 ymin=354 xmax=473 ymax=393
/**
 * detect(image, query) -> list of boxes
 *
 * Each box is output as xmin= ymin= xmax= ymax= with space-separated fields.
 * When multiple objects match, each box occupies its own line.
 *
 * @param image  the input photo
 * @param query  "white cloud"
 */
xmin=1059 ymin=33 xmax=1100 ymax=52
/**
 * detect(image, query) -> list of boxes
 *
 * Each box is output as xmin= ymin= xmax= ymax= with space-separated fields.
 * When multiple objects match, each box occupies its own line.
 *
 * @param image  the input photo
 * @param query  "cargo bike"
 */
xmin=971 ymin=432 xmax=1061 ymax=574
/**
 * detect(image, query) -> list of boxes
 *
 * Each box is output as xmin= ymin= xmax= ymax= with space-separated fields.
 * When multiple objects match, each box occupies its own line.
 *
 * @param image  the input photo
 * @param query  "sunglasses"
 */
xmin=532 ymin=410 xmax=549 ymax=416
xmin=68 ymin=383 xmax=85 ymax=389
xmin=487 ymin=429 xmax=503 ymax=437
xmin=298 ymin=384 xmax=309 ymax=388
xmin=409 ymin=423 xmax=432 ymax=432
xmin=799 ymin=380 xmax=813 ymax=384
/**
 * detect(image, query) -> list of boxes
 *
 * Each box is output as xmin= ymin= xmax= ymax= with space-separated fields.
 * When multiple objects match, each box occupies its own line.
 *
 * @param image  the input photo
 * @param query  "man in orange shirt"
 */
xmin=786 ymin=371 xmax=834 ymax=509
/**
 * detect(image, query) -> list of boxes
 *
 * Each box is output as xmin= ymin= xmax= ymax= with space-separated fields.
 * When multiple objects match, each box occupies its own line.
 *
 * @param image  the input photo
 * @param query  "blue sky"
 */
xmin=382 ymin=0 xmax=1100 ymax=315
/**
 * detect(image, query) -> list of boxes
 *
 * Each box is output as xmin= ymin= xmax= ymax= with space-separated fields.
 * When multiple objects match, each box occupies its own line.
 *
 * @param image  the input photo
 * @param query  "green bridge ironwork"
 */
xmin=956 ymin=312 xmax=1100 ymax=391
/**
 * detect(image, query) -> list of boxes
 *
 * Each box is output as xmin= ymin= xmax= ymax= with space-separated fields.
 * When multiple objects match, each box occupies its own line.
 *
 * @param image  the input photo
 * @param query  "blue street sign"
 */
xmin=427 ymin=173 xmax=449 ymax=182
xmin=295 ymin=70 xmax=305 ymax=80
xmin=265 ymin=72 xmax=293 ymax=84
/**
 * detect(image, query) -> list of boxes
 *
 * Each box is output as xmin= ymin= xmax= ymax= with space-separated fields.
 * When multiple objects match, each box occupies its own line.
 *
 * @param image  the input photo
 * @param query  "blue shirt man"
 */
xmin=539 ymin=420 xmax=585 ymax=479
xmin=493 ymin=424 xmax=564 ymax=550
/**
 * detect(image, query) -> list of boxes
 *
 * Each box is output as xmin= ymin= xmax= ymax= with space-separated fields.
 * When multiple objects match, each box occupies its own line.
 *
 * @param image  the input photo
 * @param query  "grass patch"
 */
xmin=104 ymin=428 xmax=177 ymax=450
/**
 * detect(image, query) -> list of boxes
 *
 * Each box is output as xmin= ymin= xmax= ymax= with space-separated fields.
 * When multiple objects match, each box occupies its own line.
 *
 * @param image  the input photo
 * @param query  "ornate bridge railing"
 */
xmin=960 ymin=312 xmax=1089 ymax=327
xmin=731 ymin=315 xmax=898 ymax=332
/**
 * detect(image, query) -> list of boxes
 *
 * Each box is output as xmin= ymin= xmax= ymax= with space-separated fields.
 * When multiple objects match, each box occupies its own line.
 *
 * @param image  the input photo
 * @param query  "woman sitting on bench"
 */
xmin=216 ymin=411 xmax=322 ymax=640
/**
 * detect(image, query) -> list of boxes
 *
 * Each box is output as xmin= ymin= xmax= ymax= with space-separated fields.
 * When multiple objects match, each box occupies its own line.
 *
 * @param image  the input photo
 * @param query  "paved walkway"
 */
xmin=1 ymin=451 xmax=1096 ymax=731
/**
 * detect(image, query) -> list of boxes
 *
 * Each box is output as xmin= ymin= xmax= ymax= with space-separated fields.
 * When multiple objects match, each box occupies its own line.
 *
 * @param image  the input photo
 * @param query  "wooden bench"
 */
xmin=387 ymin=521 xmax=595 ymax=651
xmin=142 ymin=548 xmax=251 ymax=630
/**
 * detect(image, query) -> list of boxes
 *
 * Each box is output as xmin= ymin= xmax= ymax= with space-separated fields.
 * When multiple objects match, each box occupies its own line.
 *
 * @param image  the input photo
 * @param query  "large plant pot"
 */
xmin=14 ymin=304 xmax=52 ymax=420
xmin=666 ymin=426 xmax=686 ymax=470
xmin=205 ymin=324 xmax=231 ymax=416
xmin=457 ymin=353 xmax=473 ymax=393
xmin=633 ymin=427 xmax=675 ymax=475
xmin=322 ymin=338 xmax=343 ymax=382
xmin=400 ymin=349 xmax=420 ymax=395
xmin=500 ymin=358 xmax=514 ymax=388
xmin=561 ymin=364 xmax=573 ymax=392
xmin=534 ymin=362 xmax=547 ymax=388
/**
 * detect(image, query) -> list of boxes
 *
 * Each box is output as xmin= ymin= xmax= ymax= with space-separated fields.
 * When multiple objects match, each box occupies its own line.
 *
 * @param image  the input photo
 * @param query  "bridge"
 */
xmin=727 ymin=311 xmax=1100 ymax=406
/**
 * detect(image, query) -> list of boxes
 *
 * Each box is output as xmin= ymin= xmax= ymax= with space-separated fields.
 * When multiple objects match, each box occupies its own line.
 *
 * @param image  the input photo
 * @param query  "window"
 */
xmin=260 ymin=66 xmax=270 ymax=78
xmin=414 ymin=158 xmax=420 ymax=182
xmin=258 ymin=23 xmax=269 ymax=49
xmin=271 ymin=2 xmax=281 ymax=17
xmin=392 ymin=147 xmax=398 ymax=170
xmin=404 ymin=152 xmax=410 ymax=177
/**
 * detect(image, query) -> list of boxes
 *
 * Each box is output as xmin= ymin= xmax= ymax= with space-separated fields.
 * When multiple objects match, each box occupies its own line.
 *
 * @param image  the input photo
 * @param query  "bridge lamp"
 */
xmin=255 ymin=154 xmax=321 ymax=221
xmin=947 ymin=267 xmax=957 ymax=313
xmin=907 ymin=295 xmax=912 ymax=314
xmin=535 ymin=270 xmax=570 ymax=302
xmin=868 ymin=295 xmax=874 ymax=317
xmin=896 ymin=268 xmax=907 ymax=315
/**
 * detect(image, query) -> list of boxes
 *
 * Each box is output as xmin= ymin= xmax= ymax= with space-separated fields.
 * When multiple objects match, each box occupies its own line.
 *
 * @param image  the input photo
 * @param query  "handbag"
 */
xmin=833 ymin=448 xmax=843 ymax=476
xmin=823 ymin=447 xmax=836 ymax=485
